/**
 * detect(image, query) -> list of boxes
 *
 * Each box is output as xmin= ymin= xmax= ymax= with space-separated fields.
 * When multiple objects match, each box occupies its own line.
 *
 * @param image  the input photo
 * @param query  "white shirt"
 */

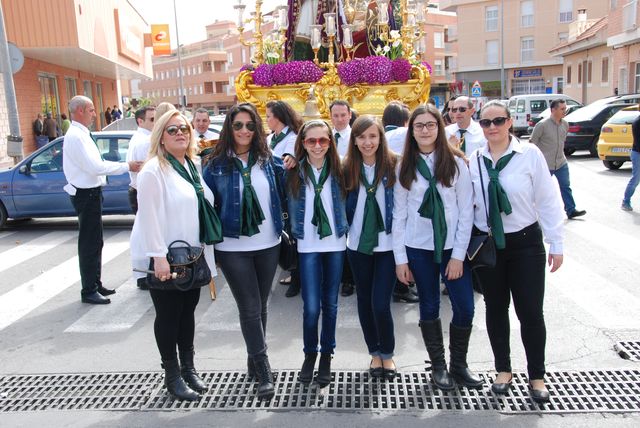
xmin=195 ymin=129 xmax=216 ymax=140
xmin=386 ymin=127 xmax=408 ymax=155
xmin=297 ymin=169 xmax=347 ymax=253
xmin=130 ymin=156 xmax=216 ymax=279
xmin=126 ymin=127 xmax=152 ymax=188
xmin=333 ymin=126 xmax=351 ymax=158
xmin=346 ymin=163 xmax=392 ymax=252
xmin=267 ymin=126 xmax=297 ymax=158
xmin=62 ymin=121 xmax=129 ymax=195
xmin=445 ymin=120 xmax=486 ymax=157
xmin=469 ymin=137 xmax=565 ymax=254
xmin=392 ymin=153 xmax=474 ymax=265
xmin=214 ymin=160 xmax=280 ymax=252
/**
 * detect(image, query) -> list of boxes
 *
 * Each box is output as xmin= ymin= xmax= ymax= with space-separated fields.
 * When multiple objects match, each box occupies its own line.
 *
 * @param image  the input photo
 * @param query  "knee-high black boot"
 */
xmin=419 ymin=319 xmax=455 ymax=391
xmin=179 ymin=348 xmax=208 ymax=393
xmin=162 ymin=359 xmax=200 ymax=401
xmin=253 ymin=355 xmax=275 ymax=400
xmin=449 ymin=324 xmax=484 ymax=389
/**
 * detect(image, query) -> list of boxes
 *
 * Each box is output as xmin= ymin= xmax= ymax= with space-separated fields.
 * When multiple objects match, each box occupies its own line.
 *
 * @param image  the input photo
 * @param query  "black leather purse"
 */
xmin=466 ymin=153 xmax=497 ymax=270
xmin=146 ymin=240 xmax=211 ymax=291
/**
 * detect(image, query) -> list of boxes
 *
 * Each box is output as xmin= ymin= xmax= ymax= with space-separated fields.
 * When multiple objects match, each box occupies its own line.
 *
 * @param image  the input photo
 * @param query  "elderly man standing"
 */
xmin=445 ymin=96 xmax=486 ymax=157
xmin=530 ymin=99 xmax=586 ymax=219
xmin=63 ymin=96 xmax=143 ymax=304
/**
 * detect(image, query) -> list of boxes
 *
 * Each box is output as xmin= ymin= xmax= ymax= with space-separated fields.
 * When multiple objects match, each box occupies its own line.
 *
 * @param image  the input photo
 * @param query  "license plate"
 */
xmin=611 ymin=147 xmax=631 ymax=153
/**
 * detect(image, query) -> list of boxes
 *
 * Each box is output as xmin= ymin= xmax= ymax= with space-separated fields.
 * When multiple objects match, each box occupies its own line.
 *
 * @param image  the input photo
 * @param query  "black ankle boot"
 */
xmin=247 ymin=356 xmax=256 ymax=379
xmin=316 ymin=353 xmax=332 ymax=387
xmin=419 ymin=319 xmax=455 ymax=391
xmin=179 ymin=349 xmax=208 ymax=393
xmin=298 ymin=352 xmax=317 ymax=383
xmin=253 ymin=355 xmax=275 ymax=400
xmin=449 ymin=324 xmax=484 ymax=389
xmin=162 ymin=359 xmax=200 ymax=401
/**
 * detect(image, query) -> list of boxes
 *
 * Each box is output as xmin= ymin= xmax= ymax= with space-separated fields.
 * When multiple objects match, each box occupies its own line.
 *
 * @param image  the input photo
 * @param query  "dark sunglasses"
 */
xmin=478 ymin=117 xmax=509 ymax=128
xmin=232 ymin=121 xmax=257 ymax=132
xmin=450 ymin=107 xmax=468 ymax=113
xmin=304 ymin=137 xmax=331 ymax=147
xmin=165 ymin=124 xmax=190 ymax=136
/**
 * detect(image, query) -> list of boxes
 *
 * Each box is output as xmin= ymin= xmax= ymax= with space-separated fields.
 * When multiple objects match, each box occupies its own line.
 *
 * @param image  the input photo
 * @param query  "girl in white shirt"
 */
xmin=393 ymin=104 xmax=482 ymax=391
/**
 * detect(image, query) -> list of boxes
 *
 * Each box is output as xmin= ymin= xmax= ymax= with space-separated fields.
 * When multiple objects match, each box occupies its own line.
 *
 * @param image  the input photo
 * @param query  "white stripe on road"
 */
xmin=564 ymin=220 xmax=639 ymax=267
xmin=196 ymin=280 xmax=240 ymax=331
xmin=64 ymin=277 xmax=152 ymax=333
xmin=0 ymin=231 xmax=78 ymax=274
xmin=0 ymin=231 xmax=131 ymax=331
xmin=0 ymin=231 xmax=17 ymax=240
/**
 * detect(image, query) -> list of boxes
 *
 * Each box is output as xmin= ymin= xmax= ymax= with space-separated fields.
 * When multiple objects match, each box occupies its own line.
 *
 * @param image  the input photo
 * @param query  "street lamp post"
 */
xmin=173 ymin=0 xmax=186 ymax=110
xmin=500 ymin=0 xmax=505 ymax=99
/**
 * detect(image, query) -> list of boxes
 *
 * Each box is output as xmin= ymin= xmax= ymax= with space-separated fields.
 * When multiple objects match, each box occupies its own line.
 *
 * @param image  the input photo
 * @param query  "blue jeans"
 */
xmin=406 ymin=247 xmax=475 ymax=327
xmin=298 ymin=251 xmax=345 ymax=354
xmin=550 ymin=163 xmax=576 ymax=215
xmin=347 ymin=249 xmax=396 ymax=359
xmin=624 ymin=150 xmax=640 ymax=205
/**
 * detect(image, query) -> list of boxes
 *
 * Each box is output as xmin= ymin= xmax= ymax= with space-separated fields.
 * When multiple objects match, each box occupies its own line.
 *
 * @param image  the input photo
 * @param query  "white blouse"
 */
xmin=469 ymin=137 xmax=564 ymax=255
xmin=392 ymin=153 xmax=474 ymax=265
xmin=267 ymin=127 xmax=297 ymax=158
xmin=130 ymin=156 xmax=216 ymax=279
xmin=346 ymin=163 xmax=392 ymax=253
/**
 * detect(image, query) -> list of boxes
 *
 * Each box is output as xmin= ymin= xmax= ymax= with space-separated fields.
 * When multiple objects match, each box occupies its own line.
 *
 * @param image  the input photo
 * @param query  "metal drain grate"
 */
xmin=2 ymin=369 xmax=640 ymax=414
xmin=615 ymin=341 xmax=640 ymax=362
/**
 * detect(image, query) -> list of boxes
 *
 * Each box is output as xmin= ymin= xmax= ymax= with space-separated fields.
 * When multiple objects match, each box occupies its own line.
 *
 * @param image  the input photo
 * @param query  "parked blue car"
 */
xmin=0 ymin=131 xmax=135 ymax=228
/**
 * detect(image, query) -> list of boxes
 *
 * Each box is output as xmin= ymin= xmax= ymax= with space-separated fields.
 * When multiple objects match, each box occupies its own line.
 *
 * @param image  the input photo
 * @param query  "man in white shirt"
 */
xmin=445 ymin=96 xmax=486 ymax=157
xmin=330 ymin=100 xmax=352 ymax=158
xmin=192 ymin=108 xmax=216 ymax=141
xmin=126 ymin=105 xmax=155 ymax=214
xmin=63 ymin=96 xmax=142 ymax=305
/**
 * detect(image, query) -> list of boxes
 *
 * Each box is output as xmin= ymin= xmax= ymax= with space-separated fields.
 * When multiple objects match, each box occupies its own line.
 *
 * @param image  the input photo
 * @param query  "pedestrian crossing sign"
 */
xmin=471 ymin=86 xmax=482 ymax=97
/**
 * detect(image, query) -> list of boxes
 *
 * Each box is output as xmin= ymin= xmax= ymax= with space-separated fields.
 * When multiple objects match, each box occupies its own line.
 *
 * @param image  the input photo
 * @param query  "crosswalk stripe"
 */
xmin=0 ymin=231 xmax=17 ymax=240
xmin=0 ymin=231 xmax=131 ymax=331
xmin=564 ymin=221 xmax=639 ymax=266
xmin=197 ymin=280 xmax=241 ymax=331
xmin=0 ymin=231 xmax=78 ymax=274
xmin=64 ymin=277 xmax=152 ymax=333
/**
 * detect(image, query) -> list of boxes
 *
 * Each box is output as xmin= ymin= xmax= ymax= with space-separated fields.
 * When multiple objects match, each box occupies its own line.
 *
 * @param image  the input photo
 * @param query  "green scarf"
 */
xmin=166 ymin=154 xmax=222 ymax=244
xmin=357 ymin=165 xmax=385 ymax=255
xmin=270 ymin=128 xmax=291 ymax=149
xmin=483 ymin=152 xmax=515 ymax=249
xmin=306 ymin=160 xmax=332 ymax=239
xmin=233 ymin=152 xmax=266 ymax=236
xmin=458 ymin=129 xmax=467 ymax=153
xmin=416 ymin=154 xmax=447 ymax=263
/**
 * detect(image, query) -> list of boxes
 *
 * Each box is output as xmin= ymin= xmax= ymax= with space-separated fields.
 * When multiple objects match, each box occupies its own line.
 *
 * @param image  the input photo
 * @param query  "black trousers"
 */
xmin=475 ymin=222 xmax=547 ymax=380
xmin=70 ymin=187 xmax=103 ymax=296
xmin=128 ymin=186 xmax=138 ymax=214
xmin=216 ymin=244 xmax=280 ymax=358
xmin=149 ymin=288 xmax=201 ymax=360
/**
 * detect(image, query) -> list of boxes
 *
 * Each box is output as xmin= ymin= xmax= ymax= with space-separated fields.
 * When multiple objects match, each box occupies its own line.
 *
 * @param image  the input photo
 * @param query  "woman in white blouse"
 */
xmin=130 ymin=110 xmax=219 ymax=401
xmin=393 ymin=104 xmax=483 ymax=391
xmin=470 ymin=101 xmax=564 ymax=403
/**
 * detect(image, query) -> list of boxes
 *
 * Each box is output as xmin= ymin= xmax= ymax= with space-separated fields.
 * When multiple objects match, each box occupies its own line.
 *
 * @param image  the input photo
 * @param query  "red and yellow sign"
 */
xmin=151 ymin=24 xmax=171 ymax=56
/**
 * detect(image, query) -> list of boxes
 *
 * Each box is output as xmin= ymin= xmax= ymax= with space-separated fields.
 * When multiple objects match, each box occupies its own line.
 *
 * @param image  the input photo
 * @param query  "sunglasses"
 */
xmin=232 ymin=121 xmax=257 ymax=132
xmin=165 ymin=124 xmax=190 ymax=136
xmin=478 ymin=117 xmax=509 ymax=128
xmin=413 ymin=121 xmax=438 ymax=131
xmin=304 ymin=137 xmax=331 ymax=147
xmin=450 ymin=107 xmax=468 ymax=113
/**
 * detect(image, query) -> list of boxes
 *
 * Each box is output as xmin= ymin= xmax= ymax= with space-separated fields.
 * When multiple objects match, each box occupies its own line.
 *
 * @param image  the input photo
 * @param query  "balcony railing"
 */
xmin=624 ymin=0 xmax=638 ymax=32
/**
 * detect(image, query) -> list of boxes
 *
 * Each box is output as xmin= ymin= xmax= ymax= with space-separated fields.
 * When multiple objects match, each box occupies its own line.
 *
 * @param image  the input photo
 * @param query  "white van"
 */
xmin=508 ymin=94 xmax=580 ymax=136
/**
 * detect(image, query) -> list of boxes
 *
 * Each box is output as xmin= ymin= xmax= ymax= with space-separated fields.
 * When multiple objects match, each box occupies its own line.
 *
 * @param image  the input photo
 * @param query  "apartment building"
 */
xmin=440 ymin=0 xmax=608 ymax=98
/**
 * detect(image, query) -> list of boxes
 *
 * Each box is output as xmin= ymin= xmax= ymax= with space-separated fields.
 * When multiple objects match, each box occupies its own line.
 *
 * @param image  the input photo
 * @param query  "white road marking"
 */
xmin=0 ymin=231 xmax=17 ymax=240
xmin=0 ymin=231 xmax=77 ymax=274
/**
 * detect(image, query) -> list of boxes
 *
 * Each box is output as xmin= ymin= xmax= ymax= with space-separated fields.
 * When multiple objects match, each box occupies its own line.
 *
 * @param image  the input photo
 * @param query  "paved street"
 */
xmin=0 ymin=154 xmax=639 ymax=427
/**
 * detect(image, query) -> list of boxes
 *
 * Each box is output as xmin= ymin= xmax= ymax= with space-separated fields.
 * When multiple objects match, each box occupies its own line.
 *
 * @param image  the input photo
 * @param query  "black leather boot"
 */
xmin=161 ymin=359 xmax=200 ymax=401
xmin=419 ymin=319 xmax=455 ymax=391
xmin=298 ymin=352 xmax=317 ymax=383
xmin=179 ymin=349 xmax=208 ymax=393
xmin=449 ymin=324 xmax=484 ymax=389
xmin=247 ymin=356 xmax=256 ymax=379
xmin=253 ymin=355 xmax=275 ymax=400
xmin=316 ymin=353 xmax=332 ymax=387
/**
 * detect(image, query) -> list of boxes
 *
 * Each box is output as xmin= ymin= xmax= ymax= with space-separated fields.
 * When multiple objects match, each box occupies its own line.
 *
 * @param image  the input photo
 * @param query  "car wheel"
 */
xmin=589 ymin=137 xmax=599 ymax=157
xmin=564 ymin=148 xmax=576 ymax=156
xmin=0 ymin=202 xmax=7 ymax=229
xmin=603 ymin=160 xmax=624 ymax=170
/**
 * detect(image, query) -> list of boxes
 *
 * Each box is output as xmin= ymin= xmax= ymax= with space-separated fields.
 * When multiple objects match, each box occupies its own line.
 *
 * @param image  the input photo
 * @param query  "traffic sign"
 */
xmin=471 ymin=80 xmax=482 ymax=97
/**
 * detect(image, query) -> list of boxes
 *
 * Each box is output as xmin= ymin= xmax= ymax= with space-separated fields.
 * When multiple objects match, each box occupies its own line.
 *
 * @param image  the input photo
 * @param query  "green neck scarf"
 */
xmin=306 ymin=160 xmax=332 ymax=239
xmin=357 ymin=164 xmax=385 ymax=255
xmin=458 ymin=128 xmax=467 ymax=153
xmin=166 ymin=154 xmax=222 ymax=244
xmin=270 ymin=128 xmax=290 ymax=149
xmin=416 ymin=154 xmax=447 ymax=263
xmin=233 ymin=152 xmax=266 ymax=237
xmin=483 ymin=152 xmax=515 ymax=249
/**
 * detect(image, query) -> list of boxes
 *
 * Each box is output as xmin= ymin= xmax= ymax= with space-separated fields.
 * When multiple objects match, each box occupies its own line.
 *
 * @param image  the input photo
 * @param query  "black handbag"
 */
xmin=466 ymin=154 xmax=497 ymax=270
xmin=146 ymin=240 xmax=211 ymax=291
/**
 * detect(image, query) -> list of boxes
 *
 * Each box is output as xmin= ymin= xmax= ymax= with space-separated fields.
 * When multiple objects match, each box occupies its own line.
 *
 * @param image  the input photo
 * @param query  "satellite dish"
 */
xmin=7 ymin=42 xmax=24 ymax=74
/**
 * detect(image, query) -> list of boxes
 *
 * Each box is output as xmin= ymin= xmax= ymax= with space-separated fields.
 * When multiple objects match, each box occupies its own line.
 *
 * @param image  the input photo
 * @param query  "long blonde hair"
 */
xmin=148 ymin=110 xmax=197 ymax=168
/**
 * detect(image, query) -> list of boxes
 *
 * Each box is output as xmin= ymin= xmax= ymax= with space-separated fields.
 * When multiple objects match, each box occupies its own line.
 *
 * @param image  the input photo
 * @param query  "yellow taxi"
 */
xmin=597 ymin=105 xmax=638 ymax=169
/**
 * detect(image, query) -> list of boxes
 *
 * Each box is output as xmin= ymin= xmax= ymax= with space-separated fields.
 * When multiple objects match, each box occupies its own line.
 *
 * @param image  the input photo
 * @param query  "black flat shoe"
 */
xmin=529 ymin=385 xmax=550 ymax=403
xmin=393 ymin=289 xmax=419 ymax=303
xmin=341 ymin=283 xmax=354 ymax=297
xmin=81 ymin=292 xmax=111 ymax=305
xmin=491 ymin=375 xmax=513 ymax=395
xmin=568 ymin=209 xmax=586 ymax=219
xmin=98 ymin=286 xmax=116 ymax=296
xmin=369 ymin=360 xmax=383 ymax=378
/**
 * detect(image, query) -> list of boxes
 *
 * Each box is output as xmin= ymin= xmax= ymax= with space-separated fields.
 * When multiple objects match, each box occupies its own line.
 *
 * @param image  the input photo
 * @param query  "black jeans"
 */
xmin=149 ymin=288 xmax=201 ymax=360
xmin=475 ymin=222 xmax=547 ymax=380
xmin=216 ymin=244 xmax=280 ymax=358
xmin=128 ymin=186 xmax=138 ymax=214
xmin=70 ymin=187 xmax=103 ymax=296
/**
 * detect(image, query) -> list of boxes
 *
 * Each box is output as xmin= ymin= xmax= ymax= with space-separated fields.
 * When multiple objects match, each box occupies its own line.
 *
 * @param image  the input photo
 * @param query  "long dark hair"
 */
xmin=343 ymin=115 xmax=397 ymax=192
xmin=287 ymin=119 xmax=343 ymax=197
xmin=399 ymin=104 xmax=462 ymax=189
xmin=266 ymin=100 xmax=304 ymax=133
xmin=209 ymin=103 xmax=271 ymax=164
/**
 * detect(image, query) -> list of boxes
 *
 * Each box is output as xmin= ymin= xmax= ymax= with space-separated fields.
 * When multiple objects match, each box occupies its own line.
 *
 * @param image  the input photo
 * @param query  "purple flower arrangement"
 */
xmin=362 ymin=56 xmax=393 ymax=85
xmin=337 ymin=58 xmax=365 ymax=86
xmin=338 ymin=57 xmax=412 ymax=86
xmin=239 ymin=64 xmax=254 ymax=72
xmin=391 ymin=58 xmax=412 ymax=82
xmin=252 ymin=61 xmax=323 ymax=87
xmin=253 ymin=63 xmax=275 ymax=86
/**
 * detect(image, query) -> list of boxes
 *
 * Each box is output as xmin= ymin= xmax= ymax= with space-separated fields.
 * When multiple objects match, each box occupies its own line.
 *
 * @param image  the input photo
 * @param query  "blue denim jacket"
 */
xmin=345 ymin=174 xmax=394 ymax=234
xmin=203 ymin=155 xmax=286 ymax=239
xmin=287 ymin=167 xmax=348 ymax=240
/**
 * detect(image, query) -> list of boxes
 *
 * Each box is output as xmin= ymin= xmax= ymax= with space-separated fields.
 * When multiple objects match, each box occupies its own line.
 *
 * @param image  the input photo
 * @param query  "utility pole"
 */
xmin=0 ymin=1 xmax=23 ymax=162
xmin=500 ymin=0 xmax=505 ymax=99
xmin=173 ymin=0 xmax=186 ymax=111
